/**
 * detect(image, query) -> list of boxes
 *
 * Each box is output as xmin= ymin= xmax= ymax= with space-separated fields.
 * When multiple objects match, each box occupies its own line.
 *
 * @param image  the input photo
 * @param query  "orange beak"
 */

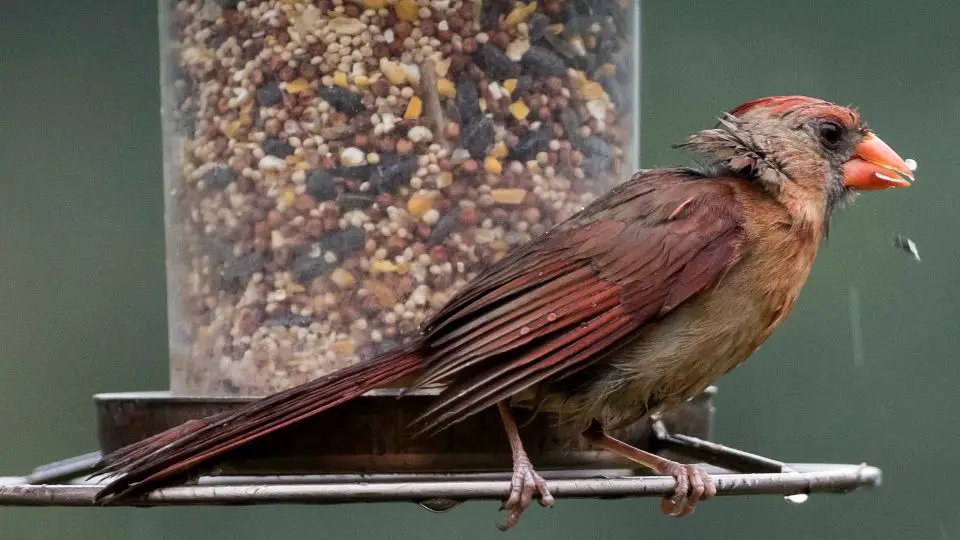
xmin=843 ymin=132 xmax=915 ymax=190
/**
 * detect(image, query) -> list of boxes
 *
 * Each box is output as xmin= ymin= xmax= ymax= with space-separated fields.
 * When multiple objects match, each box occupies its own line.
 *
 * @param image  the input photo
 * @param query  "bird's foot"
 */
xmin=580 ymin=419 xmax=715 ymax=518
xmin=497 ymin=454 xmax=554 ymax=531
xmin=658 ymin=461 xmax=716 ymax=518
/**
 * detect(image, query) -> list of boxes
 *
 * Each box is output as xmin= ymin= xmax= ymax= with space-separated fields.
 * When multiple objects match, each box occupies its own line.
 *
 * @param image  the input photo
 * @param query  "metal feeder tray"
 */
xmin=0 ymin=386 xmax=882 ymax=509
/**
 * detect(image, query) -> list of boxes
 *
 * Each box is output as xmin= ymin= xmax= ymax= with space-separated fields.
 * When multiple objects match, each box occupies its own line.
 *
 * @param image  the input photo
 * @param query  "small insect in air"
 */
xmin=893 ymin=234 xmax=921 ymax=262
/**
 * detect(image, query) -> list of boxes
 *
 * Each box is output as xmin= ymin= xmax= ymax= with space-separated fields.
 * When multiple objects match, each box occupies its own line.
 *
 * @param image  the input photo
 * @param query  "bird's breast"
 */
xmin=550 ymin=228 xmax=818 ymax=431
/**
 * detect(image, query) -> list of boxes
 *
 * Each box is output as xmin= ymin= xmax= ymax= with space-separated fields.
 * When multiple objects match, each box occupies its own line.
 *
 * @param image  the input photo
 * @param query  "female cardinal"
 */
xmin=91 ymin=96 xmax=913 ymax=529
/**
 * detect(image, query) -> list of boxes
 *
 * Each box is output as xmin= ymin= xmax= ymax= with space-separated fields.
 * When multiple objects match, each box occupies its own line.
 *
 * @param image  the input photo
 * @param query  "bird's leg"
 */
xmin=496 ymin=401 xmax=554 ymax=531
xmin=582 ymin=419 xmax=715 ymax=518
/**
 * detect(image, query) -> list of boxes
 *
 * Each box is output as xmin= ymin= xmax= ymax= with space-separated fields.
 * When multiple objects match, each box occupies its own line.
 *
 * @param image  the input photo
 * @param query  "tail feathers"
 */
xmin=92 ymin=342 xmax=424 ymax=502
xmin=94 ymin=418 xmax=216 ymax=477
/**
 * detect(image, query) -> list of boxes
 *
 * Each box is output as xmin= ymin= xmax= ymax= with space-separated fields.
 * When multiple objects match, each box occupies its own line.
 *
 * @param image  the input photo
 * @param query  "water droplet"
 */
xmin=520 ymin=326 xmax=531 ymax=335
xmin=547 ymin=312 xmax=557 ymax=322
xmin=893 ymin=233 xmax=921 ymax=262
xmin=418 ymin=498 xmax=462 ymax=512
xmin=784 ymin=493 xmax=808 ymax=504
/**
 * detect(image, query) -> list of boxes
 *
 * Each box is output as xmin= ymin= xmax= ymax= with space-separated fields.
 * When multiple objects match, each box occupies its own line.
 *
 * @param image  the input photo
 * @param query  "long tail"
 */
xmin=92 ymin=342 xmax=425 ymax=502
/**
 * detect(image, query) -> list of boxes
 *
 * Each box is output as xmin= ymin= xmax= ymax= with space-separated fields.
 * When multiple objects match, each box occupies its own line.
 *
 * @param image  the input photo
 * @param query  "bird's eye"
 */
xmin=818 ymin=122 xmax=843 ymax=146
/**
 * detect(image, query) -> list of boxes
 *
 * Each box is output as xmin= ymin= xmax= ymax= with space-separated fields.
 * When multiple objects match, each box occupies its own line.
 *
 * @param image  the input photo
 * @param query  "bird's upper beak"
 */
xmin=843 ymin=132 xmax=915 ymax=190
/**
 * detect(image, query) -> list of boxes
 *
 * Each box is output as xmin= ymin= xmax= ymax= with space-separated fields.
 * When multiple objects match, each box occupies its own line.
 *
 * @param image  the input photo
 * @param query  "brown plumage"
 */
xmin=91 ymin=96 xmax=913 ymax=529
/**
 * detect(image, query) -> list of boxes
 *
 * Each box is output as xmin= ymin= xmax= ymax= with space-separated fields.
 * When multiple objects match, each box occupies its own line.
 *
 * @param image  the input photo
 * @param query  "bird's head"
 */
xmin=680 ymin=95 xmax=914 ymax=220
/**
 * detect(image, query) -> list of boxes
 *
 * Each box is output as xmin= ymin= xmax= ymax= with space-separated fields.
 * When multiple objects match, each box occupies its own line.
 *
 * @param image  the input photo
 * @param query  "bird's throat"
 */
xmin=780 ymin=184 xmax=828 ymax=238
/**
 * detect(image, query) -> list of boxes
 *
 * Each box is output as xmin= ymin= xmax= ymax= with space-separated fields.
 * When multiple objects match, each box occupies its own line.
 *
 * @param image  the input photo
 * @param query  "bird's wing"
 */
xmin=410 ymin=169 xmax=745 ymax=435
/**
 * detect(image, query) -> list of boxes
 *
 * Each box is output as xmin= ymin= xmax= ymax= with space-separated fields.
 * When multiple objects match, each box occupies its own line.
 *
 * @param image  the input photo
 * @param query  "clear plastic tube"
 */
xmin=160 ymin=0 xmax=640 ymax=396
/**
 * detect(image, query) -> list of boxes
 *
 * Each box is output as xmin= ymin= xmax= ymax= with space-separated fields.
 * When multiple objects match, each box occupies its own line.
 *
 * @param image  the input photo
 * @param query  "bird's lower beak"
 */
xmin=843 ymin=133 xmax=915 ymax=190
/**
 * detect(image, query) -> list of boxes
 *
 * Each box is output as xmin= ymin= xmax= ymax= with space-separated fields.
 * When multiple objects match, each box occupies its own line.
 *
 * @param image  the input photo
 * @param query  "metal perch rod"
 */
xmin=0 ymin=463 xmax=880 ymax=507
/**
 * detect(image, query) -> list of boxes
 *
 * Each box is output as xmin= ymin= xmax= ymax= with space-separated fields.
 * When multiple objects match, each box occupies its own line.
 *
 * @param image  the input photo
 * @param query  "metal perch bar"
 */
xmin=0 ymin=463 xmax=880 ymax=507
xmin=0 ymin=386 xmax=880 ymax=508
xmin=650 ymin=419 xmax=798 ymax=474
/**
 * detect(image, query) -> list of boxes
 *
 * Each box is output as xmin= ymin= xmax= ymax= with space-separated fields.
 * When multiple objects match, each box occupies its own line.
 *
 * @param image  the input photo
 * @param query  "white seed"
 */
xmin=506 ymin=39 xmax=530 ymax=62
xmin=340 ymin=147 xmax=365 ymax=166
xmin=259 ymin=155 xmax=288 ymax=170
xmin=422 ymin=208 xmax=440 ymax=225
xmin=408 ymin=126 xmax=433 ymax=143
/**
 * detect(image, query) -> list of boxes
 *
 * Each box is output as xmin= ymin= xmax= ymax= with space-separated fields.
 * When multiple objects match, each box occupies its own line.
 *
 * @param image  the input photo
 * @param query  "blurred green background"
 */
xmin=1 ymin=1 xmax=957 ymax=538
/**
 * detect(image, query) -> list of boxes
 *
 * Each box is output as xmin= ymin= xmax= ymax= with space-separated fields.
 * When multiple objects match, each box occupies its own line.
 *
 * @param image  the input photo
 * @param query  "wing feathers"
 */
xmin=405 ymin=173 xmax=746 ymax=435
xmin=414 ymin=279 xmax=615 ymax=389
xmin=413 ymin=305 xmax=635 ymax=436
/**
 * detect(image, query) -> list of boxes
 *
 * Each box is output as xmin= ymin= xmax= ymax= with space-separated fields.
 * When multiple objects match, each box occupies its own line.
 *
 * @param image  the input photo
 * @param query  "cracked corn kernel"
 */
xmin=371 ymin=260 xmax=400 ymax=273
xmin=484 ymin=156 xmax=502 ymax=174
xmin=223 ymin=120 xmax=242 ymax=138
xmin=580 ymin=80 xmax=607 ymax=101
xmin=509 ymin=101 xmax=530 ymax=120
xmin=437 ymin=171 xmax=453 ymax=188
xmin=437 ymin=78 xmax=456 ymax=98
xmin=281 ymin=188 xmax=296 ymax=207
xmin=505 ymin=1 xmax=538 ymax=27
xmin=491 ymin=188 xmax=527 ymax=204
xmin=395 ymin=0 xmax=419 ymax=21
xmin=381 ymin=60 xmax=407 ymax=85
xmin=434 ymin=58 xmax=451 ymax=77
xmin=330 ymin=268 xmax=356 ymax=289
xmin=404 ymin=96 xmax=423 ymax=119
xmin=286 ymin=78 xmax=310 ymax=94
xmin=407 ymin=192 xmax=435 ymax=217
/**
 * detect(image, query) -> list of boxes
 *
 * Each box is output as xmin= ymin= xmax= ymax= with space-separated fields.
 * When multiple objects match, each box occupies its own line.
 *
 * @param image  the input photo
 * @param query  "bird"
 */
xmin=90 ymin=95 xmax=913 ymax=529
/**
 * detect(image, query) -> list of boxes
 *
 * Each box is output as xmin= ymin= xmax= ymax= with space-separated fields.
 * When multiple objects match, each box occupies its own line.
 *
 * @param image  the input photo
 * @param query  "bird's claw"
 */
xmin=497 ymin=455 xmax=554 ymax=531
xmin=658 ymin=462 xmax=715 ymax=518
